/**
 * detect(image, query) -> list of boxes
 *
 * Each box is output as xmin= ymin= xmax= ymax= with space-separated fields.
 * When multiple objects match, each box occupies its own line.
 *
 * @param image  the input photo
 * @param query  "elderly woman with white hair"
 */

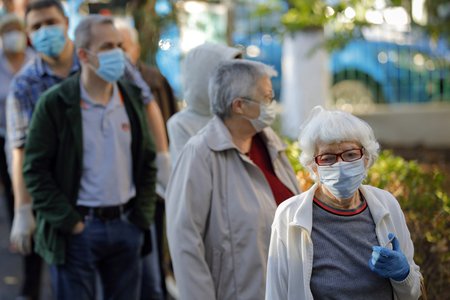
xmin=265 ymin=106 xmax=422 ymax=300
xmin=165 ymin=60 xmax=300 ymax=300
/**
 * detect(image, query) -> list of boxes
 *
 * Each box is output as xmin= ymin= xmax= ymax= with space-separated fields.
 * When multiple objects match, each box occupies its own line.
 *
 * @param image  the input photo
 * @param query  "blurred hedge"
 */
xmin=285 ymin=141 xmax=450 ymax=299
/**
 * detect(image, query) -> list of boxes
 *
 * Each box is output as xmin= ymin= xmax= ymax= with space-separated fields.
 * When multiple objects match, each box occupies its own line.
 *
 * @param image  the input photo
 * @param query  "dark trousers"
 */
xmin=51 ymin=215 xmax=144 ymax=300
xmin=0 ymin=136 xmax=13 ymax=222
xmin=154 ymin=197 xmax=167 ymax=298
xmin=0 ymin=137 xmax=43 ymax=300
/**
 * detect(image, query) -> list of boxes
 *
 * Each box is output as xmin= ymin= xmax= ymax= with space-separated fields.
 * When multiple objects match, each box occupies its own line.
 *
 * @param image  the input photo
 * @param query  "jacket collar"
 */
xmin=205 ymin=116 xmax=287 ymax=155
xmin=289 ymin=184 xmax=391 ymax=233
xmin=56 ymin=73 xmax=140 ymax=167
xmin=57 ymin=73 xmax=83 ymax=164
xmin=204 ymin=116 xmax=239 ymax=152
xmin=57 ymin=72 xmax=82 ymax=105
xmin=359 ymin=185 xmax=390 ymax=225
xmin=35 ymin=51 xmax=80 ymax=78
xmin=57 ymin=72 xmax=134 ymax=106
xmin=289 ymin=183 xmax=317 ymax=234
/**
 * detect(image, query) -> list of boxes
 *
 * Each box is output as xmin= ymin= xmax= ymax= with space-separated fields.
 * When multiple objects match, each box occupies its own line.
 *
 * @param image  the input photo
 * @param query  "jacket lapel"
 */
xmin=59 ymin=73 xmax=83 ymax=165
xmin=117 ymin=81 xmax=142 ymax=181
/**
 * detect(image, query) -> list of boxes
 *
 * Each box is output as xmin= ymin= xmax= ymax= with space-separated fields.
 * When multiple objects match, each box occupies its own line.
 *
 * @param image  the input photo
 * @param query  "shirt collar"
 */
xmin=0 ymin=48 xmax=35 ymax=75
xmin=35 ymin=50 xmax=80 ymax=78
xmin=80 ymin=80 xmax=120 ymax=110
xmin=205 ymin=116 xmax=287 ymax=151
xmin=289 ymin=184 xmax=391 ymax=232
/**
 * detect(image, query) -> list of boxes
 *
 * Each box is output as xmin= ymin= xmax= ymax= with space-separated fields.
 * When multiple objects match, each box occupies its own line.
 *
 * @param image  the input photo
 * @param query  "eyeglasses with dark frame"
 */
xmin=240 ymin=96 xmax=275 ymax=106
xmin=314 ymin=148 xmax=364 ymax=166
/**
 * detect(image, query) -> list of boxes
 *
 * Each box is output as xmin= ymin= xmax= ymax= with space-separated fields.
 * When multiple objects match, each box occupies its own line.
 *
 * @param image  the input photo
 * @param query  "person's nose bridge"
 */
xmin=336 ymin=155 xmax=344 ymax=162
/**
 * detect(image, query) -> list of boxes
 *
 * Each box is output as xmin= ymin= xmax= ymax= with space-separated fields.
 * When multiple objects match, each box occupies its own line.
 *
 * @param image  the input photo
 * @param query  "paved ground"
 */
xmin=0 ymin=197 xmax=51 ymax=300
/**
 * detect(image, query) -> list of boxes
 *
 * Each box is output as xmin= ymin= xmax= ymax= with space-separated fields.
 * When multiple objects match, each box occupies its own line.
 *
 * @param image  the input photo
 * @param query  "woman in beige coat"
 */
xmin=165 ymin=60 xmax=300 ymax=300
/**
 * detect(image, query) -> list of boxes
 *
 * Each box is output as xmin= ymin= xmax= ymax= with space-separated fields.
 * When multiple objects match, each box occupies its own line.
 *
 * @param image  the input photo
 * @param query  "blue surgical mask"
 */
xmin=30 ymin=25 xmax=66 ymax=57
xmin=317 ymin=159 xmax=366 ymax=199
xmin=92 ymin=48 xmax=125 ymax=83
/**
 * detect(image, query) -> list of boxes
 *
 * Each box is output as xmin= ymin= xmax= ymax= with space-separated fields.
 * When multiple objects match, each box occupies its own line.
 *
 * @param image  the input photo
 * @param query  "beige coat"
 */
xmin=166 ymin=116 xmax=300 ymax=300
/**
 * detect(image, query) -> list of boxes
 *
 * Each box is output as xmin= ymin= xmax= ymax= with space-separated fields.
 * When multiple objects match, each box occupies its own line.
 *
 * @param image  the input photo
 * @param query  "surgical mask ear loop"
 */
xmin=248 ymin=101 xmax=277 ymax=132
xmin=84 ymin=48 xmax=126 ymax=83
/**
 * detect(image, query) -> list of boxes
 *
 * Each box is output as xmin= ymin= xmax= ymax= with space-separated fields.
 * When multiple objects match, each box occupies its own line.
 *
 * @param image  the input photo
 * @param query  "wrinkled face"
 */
xmin=237 ymin=75 xmax=274 ymax=119
xmin=25 ymin=6 xmax=68 ymax=36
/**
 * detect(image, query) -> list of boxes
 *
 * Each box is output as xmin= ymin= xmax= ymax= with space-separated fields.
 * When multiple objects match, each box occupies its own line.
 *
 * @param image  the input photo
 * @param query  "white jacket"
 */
xmin=166 ymin=116 xmax=300 ymax=300
xmin=266 ymin=183 xmax=421 ymax=300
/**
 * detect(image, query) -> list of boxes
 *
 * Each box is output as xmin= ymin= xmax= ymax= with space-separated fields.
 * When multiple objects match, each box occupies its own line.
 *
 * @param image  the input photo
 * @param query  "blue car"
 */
xmin=330 ymin=38 xmax=450 ymax=105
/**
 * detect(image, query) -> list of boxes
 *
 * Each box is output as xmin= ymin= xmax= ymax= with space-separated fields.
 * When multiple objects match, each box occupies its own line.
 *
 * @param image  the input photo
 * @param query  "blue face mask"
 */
xmin=317 ymin=159 xmax=366 ymax=199
xmin=91 ymin=48 xmax=125 ymax=82
xmin=30 ymin=25 xmax=66 ymax=57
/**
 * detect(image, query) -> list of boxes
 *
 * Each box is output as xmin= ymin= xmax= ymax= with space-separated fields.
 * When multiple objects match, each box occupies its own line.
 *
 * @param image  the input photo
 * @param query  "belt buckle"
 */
xmin=97 ymin=207 xmax=110 ymax=221
xmin=98 ymin=206 xmax=122 ymax=221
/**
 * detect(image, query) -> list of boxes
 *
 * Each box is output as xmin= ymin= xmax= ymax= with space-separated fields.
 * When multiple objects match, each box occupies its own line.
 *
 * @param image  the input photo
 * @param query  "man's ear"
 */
xmin=77 ymin=48 xmax=88 ymax=63
xmin=231 ymin=98 xmax=244 ymax=115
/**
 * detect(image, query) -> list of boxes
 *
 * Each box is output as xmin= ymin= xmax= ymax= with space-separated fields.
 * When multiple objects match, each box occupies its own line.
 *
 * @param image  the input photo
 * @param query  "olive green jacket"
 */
xmin=23 ymin=73 xmax=157 ymax=265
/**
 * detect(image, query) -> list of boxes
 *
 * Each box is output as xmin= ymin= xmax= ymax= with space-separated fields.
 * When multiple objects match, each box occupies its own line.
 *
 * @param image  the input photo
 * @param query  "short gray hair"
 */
xmin=0 ymin=14 xmax=23 ymax=34
xmin=208 ymin=60 xmax=277 ymax=119
xmin=114 ymin=18 xmax=138 ymax=44
xmin=74 ymin=14 xmax=114 ymax=49
xmin=298 ymin=106 xmax=380 ymax=181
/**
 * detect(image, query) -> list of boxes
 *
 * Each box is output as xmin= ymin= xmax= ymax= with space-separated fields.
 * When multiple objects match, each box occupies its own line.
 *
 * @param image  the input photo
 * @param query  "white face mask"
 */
xmin=317 ymin=159 xmax=366 ymax=199
xmin=248 ymin=101 xmax=277 ymax=132
xmin=2 ymin=30 xmax=27 ymax=53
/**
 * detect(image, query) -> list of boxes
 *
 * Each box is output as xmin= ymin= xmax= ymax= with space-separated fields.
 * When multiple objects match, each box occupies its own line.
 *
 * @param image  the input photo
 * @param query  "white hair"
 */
xmin=208 ymin=60 xmax=277 ymax=119
xmin=298 ymin=106 xmax=380 ymax=180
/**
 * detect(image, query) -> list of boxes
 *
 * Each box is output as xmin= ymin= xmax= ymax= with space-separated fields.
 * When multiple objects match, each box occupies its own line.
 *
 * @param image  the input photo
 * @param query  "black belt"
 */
xmin=77 ymin=202 xmax=132 ymax=221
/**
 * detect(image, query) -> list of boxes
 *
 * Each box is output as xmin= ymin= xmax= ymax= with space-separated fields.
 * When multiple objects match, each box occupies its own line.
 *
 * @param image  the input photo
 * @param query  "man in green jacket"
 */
xmin=23 ymin=15 xmax=156 ymax=299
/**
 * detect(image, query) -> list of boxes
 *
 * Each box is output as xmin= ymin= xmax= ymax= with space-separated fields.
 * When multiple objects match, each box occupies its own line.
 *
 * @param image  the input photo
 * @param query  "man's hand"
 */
xmin=72 ymin=221 xmax=85 ymax=234
xmin=10 ymin=204 xmax=36 ymax=255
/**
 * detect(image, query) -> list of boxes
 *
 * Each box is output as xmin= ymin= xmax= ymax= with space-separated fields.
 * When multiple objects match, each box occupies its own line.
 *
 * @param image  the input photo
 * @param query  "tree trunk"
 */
xmin=280 ymin=29 xmax=331 ymax=139
xmin=129 ymin=0 xmax=160 ymax=66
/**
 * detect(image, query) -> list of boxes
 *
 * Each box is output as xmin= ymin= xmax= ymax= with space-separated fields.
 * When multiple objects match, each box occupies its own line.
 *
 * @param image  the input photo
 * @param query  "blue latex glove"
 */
xmin=368 ymin=233 xmax=410 ymax=281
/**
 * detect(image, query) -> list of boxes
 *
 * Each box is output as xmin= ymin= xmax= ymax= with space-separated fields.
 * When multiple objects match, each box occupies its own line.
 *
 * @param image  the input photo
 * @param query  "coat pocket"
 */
xmin=34 ymin=217 xmax=66 ymax=264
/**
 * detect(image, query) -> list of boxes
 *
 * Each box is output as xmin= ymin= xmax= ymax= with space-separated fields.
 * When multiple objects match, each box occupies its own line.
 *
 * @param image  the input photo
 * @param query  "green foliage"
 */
xmin=281 ymin=0 xmax=369 ymax=32
xmin=285 ymin=140 xmax=450 ymax=298
xmin=251 ymin=0 xmax=283 ymax=18
xmin=281 ymin=0 xmax=329 ymax=31
xmin=253 ymin=0 xmax=372 ymax=51
xmin=254 ymin=0 xmax=449 ymax=51
xmin=423 ymin=0 xmax=450 ymax=43
xmin=367 ymin=151 xmax=450 ymax=298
